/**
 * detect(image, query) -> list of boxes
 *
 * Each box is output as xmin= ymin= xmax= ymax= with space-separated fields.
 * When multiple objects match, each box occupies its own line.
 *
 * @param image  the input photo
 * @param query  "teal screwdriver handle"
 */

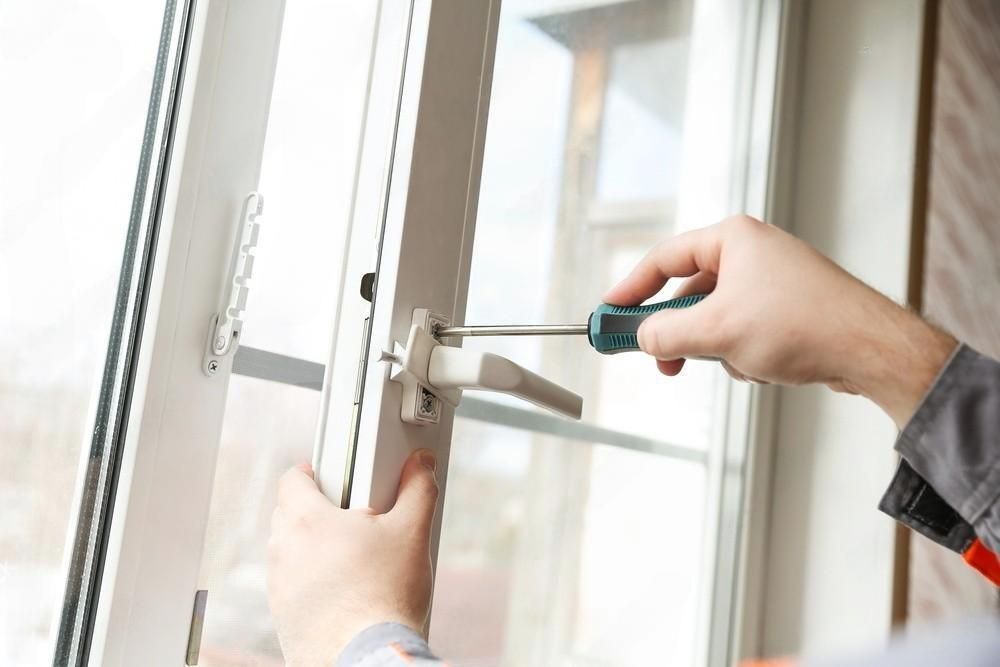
xmin=587 ymin=294 xmax=708 ymax=354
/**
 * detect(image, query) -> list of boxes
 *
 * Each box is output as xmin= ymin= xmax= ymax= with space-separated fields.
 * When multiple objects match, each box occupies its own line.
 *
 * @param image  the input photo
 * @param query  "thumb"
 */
xmin=387 ymin=449 xmax=439 ymax=538
xmin=636 ymin=299 xmax=720 ymax=361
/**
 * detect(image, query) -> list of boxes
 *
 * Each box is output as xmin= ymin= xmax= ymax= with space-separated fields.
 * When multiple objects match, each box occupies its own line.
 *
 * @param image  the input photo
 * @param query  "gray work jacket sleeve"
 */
xmin=335 ymin=622 xmax=442 ymax=667
xmin=879 ymin=343 xmax=1000 ymax=558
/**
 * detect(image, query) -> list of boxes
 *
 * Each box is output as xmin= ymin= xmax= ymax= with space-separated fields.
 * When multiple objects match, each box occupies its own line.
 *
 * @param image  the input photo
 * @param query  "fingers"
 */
xmin=636 ymin=299 xmax=722 ymax=361
xmin=656 ymin=358 xmax=685 ymax=376
xmin=651 ymin=276 xmax=721 ymax=372
xmin=649 ymin=273 xmax=717 ymax=377
xmin=276 ymin=464 xmax=331 ymax=519
xmin=603 ymin=227 xmax=723 ymax=306
xmin=672 ymin=271 xmax=717 ymax=299
xmin=386 ymin=449 xmax=439 ymax=539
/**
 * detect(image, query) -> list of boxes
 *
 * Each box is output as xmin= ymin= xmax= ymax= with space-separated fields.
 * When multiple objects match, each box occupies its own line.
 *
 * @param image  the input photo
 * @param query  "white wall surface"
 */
xmin=760 ymin=0 xmax=925 ymax=658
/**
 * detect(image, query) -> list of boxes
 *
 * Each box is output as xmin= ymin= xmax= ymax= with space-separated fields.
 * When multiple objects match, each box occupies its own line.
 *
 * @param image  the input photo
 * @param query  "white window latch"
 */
xmin=381 ymin=308 xmax=583 ymax=425
xmin=203 ymin=192 xmax=263 ymax=376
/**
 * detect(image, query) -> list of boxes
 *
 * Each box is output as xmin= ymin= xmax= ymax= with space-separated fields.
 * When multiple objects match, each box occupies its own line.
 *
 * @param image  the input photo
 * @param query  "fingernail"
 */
xmin=418 ymin=450 xmax=437 ymax=471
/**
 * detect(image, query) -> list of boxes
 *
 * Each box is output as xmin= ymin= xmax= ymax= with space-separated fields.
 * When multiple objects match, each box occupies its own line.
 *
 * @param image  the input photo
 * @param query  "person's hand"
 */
xmin=605 ymin=215 xmax=956 ymax=427
xmin=267 ymin=449 xmax=439 ymax=666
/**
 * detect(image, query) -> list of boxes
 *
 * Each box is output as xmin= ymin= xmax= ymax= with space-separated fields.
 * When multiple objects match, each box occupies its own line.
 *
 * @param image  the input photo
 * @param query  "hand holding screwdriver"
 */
xmin=602 ymin=216 xmax=955 ymax=428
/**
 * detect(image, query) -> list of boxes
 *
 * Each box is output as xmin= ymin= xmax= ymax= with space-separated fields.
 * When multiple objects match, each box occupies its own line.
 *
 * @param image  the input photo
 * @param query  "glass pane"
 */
xmin=431 ymin=418 xmax=707 ymax=665
xmin=0 ymin=2 xmax=181 ymax=662
xmin=196 ymin=2 xmax=379 ymax=662
xmin=198 ymin=376 xmax=320 ymax=666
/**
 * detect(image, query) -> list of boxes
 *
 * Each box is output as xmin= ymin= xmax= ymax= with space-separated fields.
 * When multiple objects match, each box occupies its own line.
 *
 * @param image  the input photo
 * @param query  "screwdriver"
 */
xmin=435 ymin=294 xmax=707 ymax=355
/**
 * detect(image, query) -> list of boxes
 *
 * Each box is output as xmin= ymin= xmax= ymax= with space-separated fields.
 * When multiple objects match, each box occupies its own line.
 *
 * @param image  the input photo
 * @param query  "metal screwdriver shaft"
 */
xmin=436 ymin=324 xmax=588 ymax=337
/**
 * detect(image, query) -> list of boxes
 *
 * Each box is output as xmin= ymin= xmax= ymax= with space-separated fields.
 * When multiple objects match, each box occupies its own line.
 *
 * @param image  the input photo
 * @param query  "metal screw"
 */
xmin=418 ymin=388 xmax=438 ymax=418
xmin=214 ymin=335 xmax=227 ymax=351
xmin=207 ymin=359 xmax=219 ymax=374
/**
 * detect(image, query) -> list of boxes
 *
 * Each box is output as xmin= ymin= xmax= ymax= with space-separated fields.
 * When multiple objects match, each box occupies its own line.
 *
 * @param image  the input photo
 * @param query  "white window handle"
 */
xmin=382 ymin=309 xmax=583 ymax=425
xmin=427 ymin=346 xmax=582 ymax=419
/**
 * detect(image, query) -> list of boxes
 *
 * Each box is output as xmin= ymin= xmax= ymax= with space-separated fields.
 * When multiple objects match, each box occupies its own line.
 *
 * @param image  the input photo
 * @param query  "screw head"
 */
xmin=214 ymin=335 xmax=227 ymax=351
xmin=207 ymin=359 xmax=220 ymax=374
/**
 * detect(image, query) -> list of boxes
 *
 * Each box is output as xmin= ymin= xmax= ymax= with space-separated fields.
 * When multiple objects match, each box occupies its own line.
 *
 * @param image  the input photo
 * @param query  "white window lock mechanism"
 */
xmin=382 ymin=308 xmax=584 ymax=425
xmin=203 ymin=192 xmax=263 ymax=376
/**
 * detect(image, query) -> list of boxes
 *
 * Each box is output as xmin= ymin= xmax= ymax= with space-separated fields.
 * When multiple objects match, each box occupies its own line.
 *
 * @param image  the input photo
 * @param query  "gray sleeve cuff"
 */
xmin=335 ymin=622 xmax=441 ymax=667
xmin=893 ymin=343 xmax=1000 ymax=553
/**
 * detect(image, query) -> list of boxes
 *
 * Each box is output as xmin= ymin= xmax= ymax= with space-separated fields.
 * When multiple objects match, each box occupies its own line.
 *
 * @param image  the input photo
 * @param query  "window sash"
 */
xmin=313 ymin=0 xmax=502 ymax=518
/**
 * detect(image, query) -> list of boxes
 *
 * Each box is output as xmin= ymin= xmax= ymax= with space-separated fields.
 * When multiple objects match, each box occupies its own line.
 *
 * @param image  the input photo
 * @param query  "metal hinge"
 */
xmin=204 ymin=192 xmax=263 ymax=376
